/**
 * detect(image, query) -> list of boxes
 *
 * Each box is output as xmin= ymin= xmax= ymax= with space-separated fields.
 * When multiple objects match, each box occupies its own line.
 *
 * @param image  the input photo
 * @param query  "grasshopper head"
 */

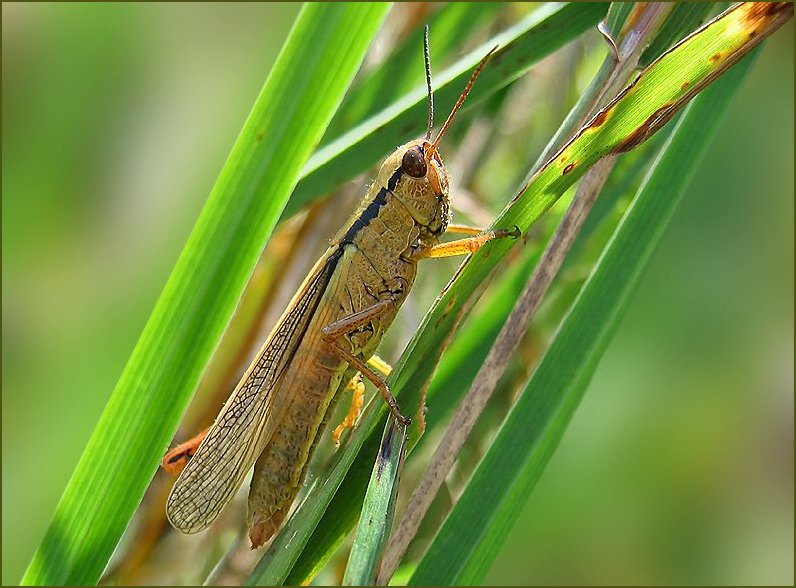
xmin=375 ymin=29 xmax=495 ymax=237
xmin=381 ymin=138 xmax=450 ymax=235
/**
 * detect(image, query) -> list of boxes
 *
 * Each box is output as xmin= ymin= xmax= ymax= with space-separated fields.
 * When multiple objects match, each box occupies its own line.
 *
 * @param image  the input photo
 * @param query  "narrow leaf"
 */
xmin=342 ymin=418 xmax=407 ymax=586
xmin=20 ymin=3 xmax=392 ymax=585
xmin=325 ymin=2 xmax=504 ymax=138
xmin=410 ymin=48 xmax=761 ymax=587
xmin=641 ymin=2 xmax=715 ymax=67
xmin=282 ymin=2 xmax=610 ymax=218
xmin=285 ymin=3 xmax=792 ymax=583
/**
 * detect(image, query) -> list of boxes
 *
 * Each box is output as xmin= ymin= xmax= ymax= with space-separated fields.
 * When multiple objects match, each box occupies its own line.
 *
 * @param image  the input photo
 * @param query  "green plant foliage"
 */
xmin=409 ymin=49 xmax=759 ymax=587
xmin=20 ymin=3 xmax=391 ymax=585
xmin=282 ymin=2 xmax=610 ymax=218
xmin=280 ymin=5 xmax=789 ymax=584
xmin=342 ymin=418 xmax=407 ymax=586
xmin=12 ymin=3 xmax=790 ymax=586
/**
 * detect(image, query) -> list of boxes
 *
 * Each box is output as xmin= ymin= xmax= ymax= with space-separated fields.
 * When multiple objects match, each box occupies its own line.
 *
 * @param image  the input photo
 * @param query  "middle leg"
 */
xmin=322 ymin=297 xmax=411 ymax=425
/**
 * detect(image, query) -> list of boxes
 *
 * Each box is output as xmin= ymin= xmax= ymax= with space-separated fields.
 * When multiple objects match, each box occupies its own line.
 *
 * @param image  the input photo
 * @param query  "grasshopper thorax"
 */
xmin=380 ymin=138 xmax=450 ymax=236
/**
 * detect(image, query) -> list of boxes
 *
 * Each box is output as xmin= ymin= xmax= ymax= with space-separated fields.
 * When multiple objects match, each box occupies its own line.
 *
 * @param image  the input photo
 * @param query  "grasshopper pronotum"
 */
xmin=164 ymin=28 xmax=519 ymax=548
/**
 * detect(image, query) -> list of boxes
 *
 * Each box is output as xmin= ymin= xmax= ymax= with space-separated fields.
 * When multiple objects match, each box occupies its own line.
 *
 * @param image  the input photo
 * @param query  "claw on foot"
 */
xmin=494 ymin=225 xmax=521 ymax=239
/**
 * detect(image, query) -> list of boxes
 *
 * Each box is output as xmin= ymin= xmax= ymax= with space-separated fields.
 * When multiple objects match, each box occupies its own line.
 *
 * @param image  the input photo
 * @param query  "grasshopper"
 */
xmin=164 ymin=28 xmax=519 ymax=548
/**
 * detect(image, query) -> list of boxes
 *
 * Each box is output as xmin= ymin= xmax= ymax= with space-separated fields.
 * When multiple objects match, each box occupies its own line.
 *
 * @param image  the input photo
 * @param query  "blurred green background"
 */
xmin=2 ymin=3 xmax=792 ymax=585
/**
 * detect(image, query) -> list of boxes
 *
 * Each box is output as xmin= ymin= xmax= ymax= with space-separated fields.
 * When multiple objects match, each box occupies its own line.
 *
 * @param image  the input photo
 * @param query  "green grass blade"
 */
xmin=525 ymin=1 xmax=630 ymax=176
xmin=325 ymin=2 xmax=504 ymax=139
xmin=282 ymin=4 xmax=791 ymax=583
xmin=20 ymin=3 xmax=391 ymax=585
xmin=641 ymin=2 xmax=715 ymax=67
xmin=342 ymin=418 xmax=408 ymax=586
xmin=282 ymin=2 xmax=610 ymax=218
xmin=409 ymin=48 xmax=760 ymax=587
xmin=422 ymin=137 xmax=662 ymax=436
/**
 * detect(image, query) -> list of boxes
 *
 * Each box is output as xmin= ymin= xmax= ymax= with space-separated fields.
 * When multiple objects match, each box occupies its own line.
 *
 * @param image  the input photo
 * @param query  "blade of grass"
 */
xmin=282 ymin=2 xmax=610 ymax=219
xmin=242 ymin=6 xmax=606 ymax=583
xmin=278 ymin=4 xmax=793 ymax=583
xmin=640 ymin=1 xmax=715 ymax=67
xmin=378 ymin=4 xmax=675 ymax=579
xmin=325 ymin=2 xmax=505 ymax=139
xmin=528 ymin=1 xmax=634 ymax=175
xmin=567 ymin=0 xmax=720 ymax=260
xmin=20 ymin=3 xmax=392 ymax=585
xmin=422 ymin=125 xmax=672 ymax=442
xmin=409 ymin=47 xmax=761 ymax=586
xmin=342 ymin=417 xmax=408 ymax=586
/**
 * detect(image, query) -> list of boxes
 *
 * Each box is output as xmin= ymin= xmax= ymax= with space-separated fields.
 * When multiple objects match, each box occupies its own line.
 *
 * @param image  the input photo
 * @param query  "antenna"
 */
xmin=430 ymin=45 xmax=498 ymax=153
xmin=423 ymin=25 xmax=434 ymax=141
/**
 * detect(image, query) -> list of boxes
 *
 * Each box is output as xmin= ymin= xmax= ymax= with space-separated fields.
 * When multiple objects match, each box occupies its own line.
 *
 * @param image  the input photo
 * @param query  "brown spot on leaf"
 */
xmin=563 ymin=163 xmax=576 ymax=175
xmin=680 ymin=80 xmax=691 ymax=91
xmin=743 ymin=2 xmax=791 ymax=25
xmin=589 ymin=108 xmax=612 ymax=129
xmin=612 ymin=103 xmax=675 ymax=155
xmin=709 ymin=53 xmax=722 ymax=63
xmin=433 ymin=297 xmax=458 ymax=329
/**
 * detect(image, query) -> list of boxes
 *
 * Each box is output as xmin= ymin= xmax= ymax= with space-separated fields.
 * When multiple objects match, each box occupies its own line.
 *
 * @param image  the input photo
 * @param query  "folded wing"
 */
xmin=166 ymin=249 xmax=342 ymax=533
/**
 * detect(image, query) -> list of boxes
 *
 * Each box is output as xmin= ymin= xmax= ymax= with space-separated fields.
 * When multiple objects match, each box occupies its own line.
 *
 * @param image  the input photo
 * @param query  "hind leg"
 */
xmin=161 ymin=426 xmax=209 ymax=475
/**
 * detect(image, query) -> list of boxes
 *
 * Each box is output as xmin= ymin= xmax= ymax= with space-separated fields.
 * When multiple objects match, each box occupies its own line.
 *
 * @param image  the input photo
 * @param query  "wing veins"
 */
xmin=166 ymin=249 xmax=343 ymax=532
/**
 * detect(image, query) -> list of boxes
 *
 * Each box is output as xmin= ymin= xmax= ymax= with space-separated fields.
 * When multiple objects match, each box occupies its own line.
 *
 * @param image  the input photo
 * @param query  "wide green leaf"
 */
xmin=20 ymin=3 xmax=392 ymax=585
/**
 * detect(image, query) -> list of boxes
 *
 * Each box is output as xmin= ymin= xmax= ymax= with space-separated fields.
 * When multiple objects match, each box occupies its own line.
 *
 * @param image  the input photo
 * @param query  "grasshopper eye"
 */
xmin=402 ymin=147 xmax=427 ymax=178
